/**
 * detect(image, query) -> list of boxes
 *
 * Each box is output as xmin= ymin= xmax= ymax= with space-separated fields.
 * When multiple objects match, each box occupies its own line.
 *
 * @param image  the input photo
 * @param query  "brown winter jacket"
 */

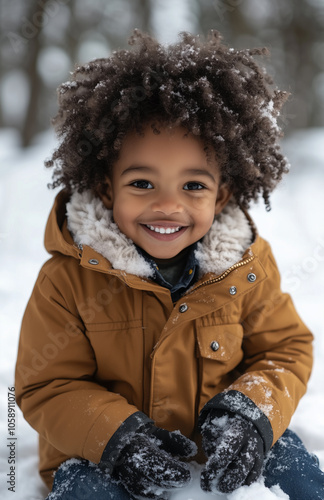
xmin=15 ymin=190 xmax=313 ymax=490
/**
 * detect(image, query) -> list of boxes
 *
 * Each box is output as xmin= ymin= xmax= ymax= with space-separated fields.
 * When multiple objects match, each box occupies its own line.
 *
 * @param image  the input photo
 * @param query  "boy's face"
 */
xmin=98 ymin=124 xmax=231 ymax=261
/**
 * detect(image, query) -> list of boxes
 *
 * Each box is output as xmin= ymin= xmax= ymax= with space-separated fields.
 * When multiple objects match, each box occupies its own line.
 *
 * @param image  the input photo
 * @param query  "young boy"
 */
xmin=15 ymin=30 xmax=324 ymax=499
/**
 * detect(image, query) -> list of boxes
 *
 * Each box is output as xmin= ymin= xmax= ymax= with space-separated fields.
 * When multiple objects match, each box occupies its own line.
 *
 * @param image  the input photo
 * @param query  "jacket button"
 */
xmin=210 ymin=341 xmax=220 ymax=352
xmin=247 ymin=273 xmax=256 ymax=282
xmin=229 ymin=286 xmax=237 ymax=295
xmin=89 ymin=259 xmax=99 ymax=265
xmin=179 ymin=303 xmax=188 ymax=313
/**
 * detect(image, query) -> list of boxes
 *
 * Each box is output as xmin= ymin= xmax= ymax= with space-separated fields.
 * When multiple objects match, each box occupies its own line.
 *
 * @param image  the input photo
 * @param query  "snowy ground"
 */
xmin=0 ymin=127 xmax=323 ymax=499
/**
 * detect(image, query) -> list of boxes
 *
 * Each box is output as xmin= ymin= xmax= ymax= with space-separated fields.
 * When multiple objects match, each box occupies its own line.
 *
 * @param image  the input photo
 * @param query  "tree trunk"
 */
xmin=139 ymin=0 xmax=152 ymax=34
xmin=0 ymin=0 xmax=4 ymax=128
xmin=21 ymin=0 xmax=45 ymax=147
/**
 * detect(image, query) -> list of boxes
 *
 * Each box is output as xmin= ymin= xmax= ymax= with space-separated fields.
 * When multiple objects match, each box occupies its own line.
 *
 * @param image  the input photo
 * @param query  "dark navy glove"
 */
xmin=200 ymin=410 xmax=264 ymax=493
xmin=112 ymin=424 xmax=197 ymax=499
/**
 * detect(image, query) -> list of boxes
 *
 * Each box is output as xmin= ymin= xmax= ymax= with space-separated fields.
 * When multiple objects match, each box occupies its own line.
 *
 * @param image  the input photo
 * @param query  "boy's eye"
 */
xmin=183 ymin=182 xmax=205 ymax=191
xmin=131 ymin=180 xmax=153 ymax=189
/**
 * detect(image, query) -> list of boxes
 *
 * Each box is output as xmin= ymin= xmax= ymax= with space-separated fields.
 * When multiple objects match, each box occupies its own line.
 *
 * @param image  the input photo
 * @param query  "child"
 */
xmin=16 ymin=30 xmax=324 ymax=500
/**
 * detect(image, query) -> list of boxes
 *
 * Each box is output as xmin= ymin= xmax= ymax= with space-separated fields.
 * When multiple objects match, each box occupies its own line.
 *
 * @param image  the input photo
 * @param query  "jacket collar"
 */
xmin=66 ymin=190 xmax=253 ymax=279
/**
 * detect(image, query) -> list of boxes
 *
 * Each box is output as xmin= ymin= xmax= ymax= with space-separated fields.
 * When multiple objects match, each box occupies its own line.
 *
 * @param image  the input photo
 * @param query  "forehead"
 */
xmin=116 ymin=124 xmax=212 ymax=165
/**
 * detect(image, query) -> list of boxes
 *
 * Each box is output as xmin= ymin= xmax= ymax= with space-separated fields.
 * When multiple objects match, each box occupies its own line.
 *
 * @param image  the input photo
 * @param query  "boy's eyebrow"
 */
xmin=121 ymin=165 xmax=216 ymax=182
xmin=120 ymin=165 xmax=153 ymax=176
xmin=182 ymin=168 xmax=216 ymax=183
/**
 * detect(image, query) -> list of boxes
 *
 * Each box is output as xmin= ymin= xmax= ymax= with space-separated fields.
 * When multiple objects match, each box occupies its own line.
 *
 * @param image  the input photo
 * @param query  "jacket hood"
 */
xmin=65 ymin=190 xmax=254 ymax=278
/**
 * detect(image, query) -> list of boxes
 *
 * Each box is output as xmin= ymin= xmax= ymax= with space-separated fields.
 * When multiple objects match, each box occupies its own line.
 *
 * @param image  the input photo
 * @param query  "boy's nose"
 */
xmin=151 ymin=192 xmax=183 ymax=215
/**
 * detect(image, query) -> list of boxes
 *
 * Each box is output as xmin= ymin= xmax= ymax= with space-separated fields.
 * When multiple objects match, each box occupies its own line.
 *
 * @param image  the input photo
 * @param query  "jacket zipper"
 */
xmin=186 ymin=255 xmax=255 ymax=294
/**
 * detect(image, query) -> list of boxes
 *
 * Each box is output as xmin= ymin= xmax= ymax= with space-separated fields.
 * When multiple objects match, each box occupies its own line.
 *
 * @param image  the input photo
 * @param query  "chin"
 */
xmin=147 ymin=250 xmax=180 ymax=260
xmin=152 ymin=253 xmax=178 ymax=259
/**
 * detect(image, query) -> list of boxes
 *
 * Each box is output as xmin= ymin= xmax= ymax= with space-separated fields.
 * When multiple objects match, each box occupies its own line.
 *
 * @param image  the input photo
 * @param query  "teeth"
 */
xmin=146 ymin=225 xmax=181 ymax=234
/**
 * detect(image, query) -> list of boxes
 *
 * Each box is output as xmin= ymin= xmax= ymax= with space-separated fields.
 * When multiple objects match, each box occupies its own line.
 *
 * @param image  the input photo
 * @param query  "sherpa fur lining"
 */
xmin=195 ymin=202 xmax=253 ymax=277
xmin=66 ymin=190 xmax=253 ymax=278
xmin=66 ymin=191 xmax=153 ymax=277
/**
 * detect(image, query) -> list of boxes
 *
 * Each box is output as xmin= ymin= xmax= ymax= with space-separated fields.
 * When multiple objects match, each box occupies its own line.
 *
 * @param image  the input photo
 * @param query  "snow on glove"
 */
xmin=200 ymin=410 xmax=264 ymax=494
xmin=112 ymin=424 xmax=196 ymax=499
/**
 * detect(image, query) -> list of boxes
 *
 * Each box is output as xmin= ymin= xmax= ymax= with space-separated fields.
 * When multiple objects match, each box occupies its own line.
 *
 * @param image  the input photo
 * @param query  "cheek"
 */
xmin=112 ymin=195 xmax=141 ymax=228
xmin=112 ymin=196 xmax=128 ymax=228
xmin=191 ymin=195 xmax=216 ymax=215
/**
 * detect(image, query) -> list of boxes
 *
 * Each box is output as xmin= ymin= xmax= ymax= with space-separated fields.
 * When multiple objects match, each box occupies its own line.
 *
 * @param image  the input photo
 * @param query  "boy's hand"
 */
xmin=200 ymin=410 xmax=264 ymax=493
xmin=112 ymin=425 xmax=196 ymax=499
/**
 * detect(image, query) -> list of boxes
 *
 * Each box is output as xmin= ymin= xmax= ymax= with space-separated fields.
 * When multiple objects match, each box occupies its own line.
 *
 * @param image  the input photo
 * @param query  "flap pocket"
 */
xmin=85 ymin=319 xmax=143 ymax=333
xmin=196 ymin=324 xmax=243 ymax=362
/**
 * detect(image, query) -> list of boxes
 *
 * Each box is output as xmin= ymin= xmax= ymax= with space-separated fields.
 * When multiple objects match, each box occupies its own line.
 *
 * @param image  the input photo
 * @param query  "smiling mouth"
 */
xmin=145 ymin=224 xmax=182 ymax=234
xmin=141 ymin=223 xmax=188 ymax=240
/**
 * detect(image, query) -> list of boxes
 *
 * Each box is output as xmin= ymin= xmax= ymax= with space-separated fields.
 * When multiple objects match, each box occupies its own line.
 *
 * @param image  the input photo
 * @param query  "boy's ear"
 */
xmin=95 ymin=178 xmax=114 ymax=209
xmin=215 ymin=183 xmax=232 ymax=215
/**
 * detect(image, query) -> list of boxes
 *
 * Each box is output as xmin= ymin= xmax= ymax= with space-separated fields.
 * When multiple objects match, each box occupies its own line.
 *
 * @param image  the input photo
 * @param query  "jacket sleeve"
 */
xmin=200 ymin=239 xmax=313 ymax=447
xmin=15 ymin=269 xmax=145 ymax=465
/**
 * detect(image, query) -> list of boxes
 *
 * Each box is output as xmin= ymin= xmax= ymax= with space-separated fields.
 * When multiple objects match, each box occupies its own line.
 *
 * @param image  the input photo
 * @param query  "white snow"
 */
xmin=0 ymin=127 xmax=323 ymax=499
xmin=170 ymin=463 xmax=290 ymax=500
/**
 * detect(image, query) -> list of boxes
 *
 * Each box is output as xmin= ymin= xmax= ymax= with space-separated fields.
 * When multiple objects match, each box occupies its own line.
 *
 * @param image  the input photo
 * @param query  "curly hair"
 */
xmin=46 ymin=29 xmax=290 ymax=210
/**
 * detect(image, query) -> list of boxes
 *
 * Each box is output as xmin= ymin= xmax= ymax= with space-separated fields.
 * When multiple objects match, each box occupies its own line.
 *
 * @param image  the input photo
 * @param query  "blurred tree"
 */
xmin=195 ymin=0 xmax=324 ymax=130
xmin=0 ymin=0 xmax=3 ymax=129
xmin=0 ymin=0 xmax=154 ymax=146
xmin=1 ymin=1 xmax=51 ymax=144
xmin=0 ymin=0 xmax=323 ymax=146
xmin=138 ymin=0 xmax=153 ymax=33
xmin=21 ymin=1 xmax=45 ymax=148
xmin=66 ymin=0 xmax=78 ymax=64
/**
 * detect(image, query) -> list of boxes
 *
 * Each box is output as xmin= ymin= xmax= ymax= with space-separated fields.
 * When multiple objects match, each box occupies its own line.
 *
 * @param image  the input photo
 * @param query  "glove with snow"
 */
xmin=112 ymin=424 xmax=197 ymax=499
xmin=200 ymin=410 xmax=264 ymax=494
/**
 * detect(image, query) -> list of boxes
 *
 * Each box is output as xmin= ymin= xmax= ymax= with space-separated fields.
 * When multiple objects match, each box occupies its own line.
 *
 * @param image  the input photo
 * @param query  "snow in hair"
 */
xmin=46 ymin=29 xmax=289 ymax=211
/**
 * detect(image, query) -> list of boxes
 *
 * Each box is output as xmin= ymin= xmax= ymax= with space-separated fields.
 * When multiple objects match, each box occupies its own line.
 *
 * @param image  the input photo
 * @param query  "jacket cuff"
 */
xmin=99 ymin=411 xmax=153 ymax=472
xmin=198 ymin=390 xmax=273 ymax=453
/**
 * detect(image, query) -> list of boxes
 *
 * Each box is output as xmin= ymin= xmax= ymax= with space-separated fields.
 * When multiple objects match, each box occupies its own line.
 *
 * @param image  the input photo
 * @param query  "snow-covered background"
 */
xmin=0 ymin=126 xmax=323 ymax=499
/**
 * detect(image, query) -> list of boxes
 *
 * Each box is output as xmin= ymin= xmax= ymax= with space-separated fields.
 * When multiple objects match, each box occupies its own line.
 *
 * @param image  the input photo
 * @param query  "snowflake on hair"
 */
xmin=46 ymin=29 xmax=289 ymax=211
